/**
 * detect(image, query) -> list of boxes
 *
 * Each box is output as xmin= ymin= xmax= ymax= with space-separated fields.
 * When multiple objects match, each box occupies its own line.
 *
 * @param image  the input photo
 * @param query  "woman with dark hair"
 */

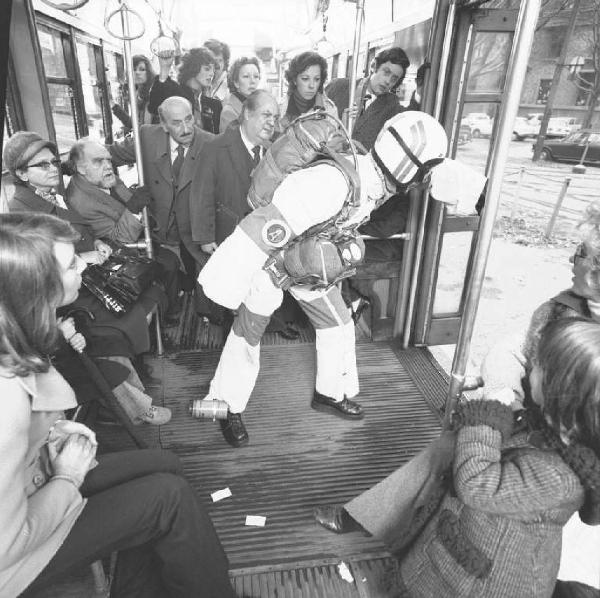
xmin=219 ymin=56 xmax=261 ymax=132
xmin=0 ymin=212 xmax=236 ymax=598
xmin=279 ymin=50 xmax=337 ymax=130
xmin=132 ymin=54 xmax=155 ymax=125
xmin=148 ymin=47 xmax=221 ymax=133
xmin=3 ymin=131 xmax=171 ymax=426
xmin=204 ymin=39 xmax=231 ymax=102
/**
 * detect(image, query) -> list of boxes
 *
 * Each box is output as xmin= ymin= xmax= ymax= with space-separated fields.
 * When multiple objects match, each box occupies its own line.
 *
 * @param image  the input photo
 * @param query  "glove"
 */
xmin=127 ymin=185 xmax=153 ymax=214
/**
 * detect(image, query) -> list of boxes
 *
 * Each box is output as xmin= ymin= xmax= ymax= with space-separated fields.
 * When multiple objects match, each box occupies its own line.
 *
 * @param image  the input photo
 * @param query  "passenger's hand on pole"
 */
xmin=201 ymin=242 xmax=218 ymax=255
xmin=157 ymin=52 xmax=175 ymax=81
xmin=127 ymin=185 xmax=153 ymax=214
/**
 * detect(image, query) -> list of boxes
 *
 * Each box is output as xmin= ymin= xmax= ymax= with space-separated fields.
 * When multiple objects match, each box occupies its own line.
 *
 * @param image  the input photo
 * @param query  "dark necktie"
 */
xmin=252 ymin=145 xmax=261 ymax=167
xmin=172 ymin=144 xmax=185 ymax=184
xmin=361 ymin=93 xmax=372 ymax=114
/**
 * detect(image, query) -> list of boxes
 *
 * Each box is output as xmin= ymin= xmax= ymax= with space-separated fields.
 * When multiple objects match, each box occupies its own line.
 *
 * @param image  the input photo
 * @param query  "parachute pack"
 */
xmin=248 ymin=111 xmax=368 ymax=290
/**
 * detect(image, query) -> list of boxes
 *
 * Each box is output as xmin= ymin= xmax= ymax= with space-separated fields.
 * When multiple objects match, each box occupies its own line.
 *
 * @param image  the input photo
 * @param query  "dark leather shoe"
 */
xmin=314 ymin=505 xmax=363 ymax=534
xmin=220 ymin=411 xmax=249 ymax=447
xmin=311 ymin=391 xmax=364 ymax=420
xmin=351 ymin=296 xmax=371 ymax=323
xmin=276 ymin=324 xmax=301 ymax=340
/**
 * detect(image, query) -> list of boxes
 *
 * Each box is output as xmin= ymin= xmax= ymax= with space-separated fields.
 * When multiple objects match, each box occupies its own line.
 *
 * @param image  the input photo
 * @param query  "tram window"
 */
xmin=48 ymin=84 xmax=78 ymax=152
xmin=455 ymin=102 xmax=499 ymax=174
xmin=37 ymin=26 xmax=68 ymax=78
xmin=104 ymin=50 xmax=126 ymax=140
xmin=466 ymin=32 xmax=512 ymax=94
xmin=75 ymin=40 xmax=105 ymax=142
xmin=432 ymin=231 xmax=474 ymax=315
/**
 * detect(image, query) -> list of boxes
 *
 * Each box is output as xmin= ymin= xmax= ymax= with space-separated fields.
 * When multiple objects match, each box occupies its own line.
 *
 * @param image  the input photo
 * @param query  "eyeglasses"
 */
xmin=26 ymin=159 xmax=61 ymax=171
xmin=573 ymin=243 xmax=600 ymax=267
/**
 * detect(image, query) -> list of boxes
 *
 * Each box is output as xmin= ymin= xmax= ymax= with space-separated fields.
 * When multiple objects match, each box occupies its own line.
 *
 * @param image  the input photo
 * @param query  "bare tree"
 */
xmin=570 ymin=0 xmax=600 ymax=128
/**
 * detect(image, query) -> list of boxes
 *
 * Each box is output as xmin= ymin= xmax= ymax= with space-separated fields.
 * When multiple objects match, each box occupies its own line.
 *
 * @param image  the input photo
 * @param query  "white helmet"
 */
xmin=372 ymin=111 xmax=448 ymax=186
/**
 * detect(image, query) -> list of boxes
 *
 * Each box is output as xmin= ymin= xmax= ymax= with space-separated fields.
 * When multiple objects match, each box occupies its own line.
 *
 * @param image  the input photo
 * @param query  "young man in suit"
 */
xmin=326 ymin=47 xmax=410 ymax=151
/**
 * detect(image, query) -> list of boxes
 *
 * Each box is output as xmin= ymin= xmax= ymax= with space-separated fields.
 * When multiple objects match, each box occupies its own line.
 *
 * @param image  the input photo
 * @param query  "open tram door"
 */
xmin=394 ymin=0 xmax=541 ymax=408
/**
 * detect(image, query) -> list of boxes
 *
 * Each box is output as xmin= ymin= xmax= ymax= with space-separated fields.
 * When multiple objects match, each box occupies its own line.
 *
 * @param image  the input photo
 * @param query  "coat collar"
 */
xmin=7 ymin=366 xmax=77 ymax=412
xmin=223 ymin=126 xmax=254 ymax=185
xmin=150 ymin=126 xmax=211 ymax=192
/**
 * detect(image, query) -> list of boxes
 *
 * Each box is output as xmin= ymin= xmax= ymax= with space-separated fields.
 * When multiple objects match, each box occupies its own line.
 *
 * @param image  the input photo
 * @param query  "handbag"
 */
xmin=82 ymin=253 xmax=159 ymax=315
xmin=345 ymin=429 xmax=456 ymax=557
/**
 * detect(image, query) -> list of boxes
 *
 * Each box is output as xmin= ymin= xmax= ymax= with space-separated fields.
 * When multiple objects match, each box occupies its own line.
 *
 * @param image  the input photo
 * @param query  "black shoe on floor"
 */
xmin=220 ymin=411 xmax=249 ymax=447
xmin=311 ymin=391 xmax=364 ymax=420
xmin=314 ymin=505 xmax=361 ymax=534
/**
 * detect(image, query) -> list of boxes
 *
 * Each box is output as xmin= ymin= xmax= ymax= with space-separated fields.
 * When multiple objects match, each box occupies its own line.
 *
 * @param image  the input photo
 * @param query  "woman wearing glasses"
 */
xmin=3 ymin=131 xmax=171 ymax=427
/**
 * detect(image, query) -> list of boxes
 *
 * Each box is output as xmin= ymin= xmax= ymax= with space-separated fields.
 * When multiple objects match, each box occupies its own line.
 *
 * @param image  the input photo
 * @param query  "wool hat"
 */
xmin=2 ymin=131 xmax=57 ymax=178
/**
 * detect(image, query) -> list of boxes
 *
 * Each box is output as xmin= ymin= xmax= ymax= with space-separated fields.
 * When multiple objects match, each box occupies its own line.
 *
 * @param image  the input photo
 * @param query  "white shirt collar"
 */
xmin=239 ymin=126 xmax=260 ymax=159
xmin=169 ymin=136 xmax=189 ymax=157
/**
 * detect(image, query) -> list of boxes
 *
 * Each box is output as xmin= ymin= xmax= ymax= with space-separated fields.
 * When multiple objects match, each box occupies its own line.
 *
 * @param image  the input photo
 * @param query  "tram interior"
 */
xmin=1 ymin=0 xmax=549 ymax=596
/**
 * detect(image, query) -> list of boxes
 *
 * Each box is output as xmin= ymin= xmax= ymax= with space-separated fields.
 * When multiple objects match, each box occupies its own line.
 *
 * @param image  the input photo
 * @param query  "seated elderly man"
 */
xmin=65 ymin=138 xmax=181 ymax=323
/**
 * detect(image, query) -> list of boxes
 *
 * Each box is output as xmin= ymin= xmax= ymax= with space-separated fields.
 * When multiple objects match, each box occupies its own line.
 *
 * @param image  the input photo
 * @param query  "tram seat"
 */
xmin=352 ymin=238 xmax=404 ymax=340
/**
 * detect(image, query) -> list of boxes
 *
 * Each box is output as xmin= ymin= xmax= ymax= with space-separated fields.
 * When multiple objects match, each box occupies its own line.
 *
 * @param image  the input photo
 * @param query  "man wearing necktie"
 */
xmin=109 ymin=96 xmax=215 ymax=321
xmin=326 ymin=47 xmax=410 ymax=151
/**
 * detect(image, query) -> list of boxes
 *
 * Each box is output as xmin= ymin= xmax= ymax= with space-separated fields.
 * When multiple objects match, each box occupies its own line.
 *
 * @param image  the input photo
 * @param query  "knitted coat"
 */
xmin=398 ymin=400 xmax=585 ymax=598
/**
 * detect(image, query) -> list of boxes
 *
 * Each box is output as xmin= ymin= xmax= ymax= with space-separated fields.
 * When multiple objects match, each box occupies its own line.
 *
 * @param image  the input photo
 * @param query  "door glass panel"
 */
xmin=37 ymin=25 xmax=67 ymax=78
xmin=432 ymin=230 xmax=474 ymax=315
xmin=47 ymin=83 xmax=77 ymax=152
xmin=466 ymin=32 xmax=512 ymax=94
xmin=76 ymin=41 xmax=105 ymax=141
xmin=104 ymin=50 xmax=126 ymax=140
xmin=455 ymin=102 xmax=499 ymax=174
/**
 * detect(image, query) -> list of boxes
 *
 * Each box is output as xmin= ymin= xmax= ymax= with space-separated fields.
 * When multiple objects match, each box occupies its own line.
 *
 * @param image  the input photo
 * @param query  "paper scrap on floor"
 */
xmin=245 ymin=515 xmax=266 ymax=527
xmin=338 ymin=561 xmax=354 ymax=583
xmin=211 ymin=487 xmax=232 ymax=502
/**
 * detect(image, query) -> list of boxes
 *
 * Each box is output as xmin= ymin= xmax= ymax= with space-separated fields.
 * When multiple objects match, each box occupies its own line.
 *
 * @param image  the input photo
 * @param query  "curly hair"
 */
xmin=284 ymin=51 xmax=328 ymax=94
xmin=204 ymin=39 xmax=231 ymax=71
xmin=227 ymin=56 xmax=260 ymax=92
xmin=177 ymin=47 xmax=217 ymax=86
xmin=132 ymin=54 xmax=155 ymax=102
xmin=537 ymin=317 xmax=600 ymax=453
xmin=0 ymin=212 xmax=80 ymax=376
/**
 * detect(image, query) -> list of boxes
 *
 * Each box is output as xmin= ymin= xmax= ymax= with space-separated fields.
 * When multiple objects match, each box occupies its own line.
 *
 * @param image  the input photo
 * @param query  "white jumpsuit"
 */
xmin=198 ymin=157 xmax=385 ymax=414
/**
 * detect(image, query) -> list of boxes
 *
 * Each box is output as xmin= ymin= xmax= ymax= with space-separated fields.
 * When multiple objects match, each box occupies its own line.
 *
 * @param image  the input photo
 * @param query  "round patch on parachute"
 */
xmin=261 ymin=220 xmax=291 ymax=248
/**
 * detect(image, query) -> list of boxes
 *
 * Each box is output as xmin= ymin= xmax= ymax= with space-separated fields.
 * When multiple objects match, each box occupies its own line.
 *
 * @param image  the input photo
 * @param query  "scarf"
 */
xmin=287 ymin=90 xmax=316 ymax=120
xmin=526 ymin=405 xmax=600 ymax=525
xmin=232 ymin=90 xmax=247 ymax=105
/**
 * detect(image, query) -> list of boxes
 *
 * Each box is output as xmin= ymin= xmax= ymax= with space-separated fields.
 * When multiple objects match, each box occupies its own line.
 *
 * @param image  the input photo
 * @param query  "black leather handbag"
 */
xmin=82 ymin=253 xmax=159 ymax=315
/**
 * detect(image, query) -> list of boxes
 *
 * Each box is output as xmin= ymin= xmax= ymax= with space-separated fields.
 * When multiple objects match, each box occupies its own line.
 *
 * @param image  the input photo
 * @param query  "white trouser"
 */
xmin=206 ymin=270 xmax=359 ymax=413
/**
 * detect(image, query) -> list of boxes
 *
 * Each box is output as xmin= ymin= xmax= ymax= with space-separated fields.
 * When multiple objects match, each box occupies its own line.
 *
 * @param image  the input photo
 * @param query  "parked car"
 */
xmin=512 ymin=116 xmax=539 ymax=140
xmin=546 ymin=117 xmax=580 ymax=138
xmin=461 ymin=112 xmax=493 ymax=138
xmin=537 ymin=130 xmax=600 ymax=164
xmin=457 ymin=123 xmax=472 ymax=145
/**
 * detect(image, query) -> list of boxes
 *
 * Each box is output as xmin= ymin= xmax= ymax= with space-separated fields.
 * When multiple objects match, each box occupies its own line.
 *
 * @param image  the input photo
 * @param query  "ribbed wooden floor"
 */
xmin=150 ymin=341 xmax=444 ymax=572
xmin=26 ymin=339 xmax=448 ymax=597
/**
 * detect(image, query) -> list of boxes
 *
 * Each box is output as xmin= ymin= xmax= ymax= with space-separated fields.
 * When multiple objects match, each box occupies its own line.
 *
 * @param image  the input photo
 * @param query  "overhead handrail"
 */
xmin=104 ymin=1 xmax=145 ymax=41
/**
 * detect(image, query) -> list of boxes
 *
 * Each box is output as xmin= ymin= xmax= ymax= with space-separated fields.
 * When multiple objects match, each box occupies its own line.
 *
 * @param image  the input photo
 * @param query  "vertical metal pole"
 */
xmin=347 ymin=0 xmax=365 ymax=134
xmin=402 ymin=0 xmax=457 ymax=349
xmin=444 ymin=0 xmax=542 ymax=426
xmin=545 ymin=177 xmax=571 ymax=238
xmin=510 ymin=166 xmax=525 ymax=219
xmin=120 ymin=2 xmax=164 ymax=356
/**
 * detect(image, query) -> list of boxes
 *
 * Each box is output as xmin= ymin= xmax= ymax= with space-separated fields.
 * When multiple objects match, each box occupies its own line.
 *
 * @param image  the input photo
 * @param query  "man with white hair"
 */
xmin=109 ymin=96 xmax=215 ymax=317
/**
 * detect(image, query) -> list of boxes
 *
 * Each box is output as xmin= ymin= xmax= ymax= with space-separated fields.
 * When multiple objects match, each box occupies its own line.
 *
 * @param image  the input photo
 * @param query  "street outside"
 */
xmin=430 ymin=136 xmax=600 ymax=589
